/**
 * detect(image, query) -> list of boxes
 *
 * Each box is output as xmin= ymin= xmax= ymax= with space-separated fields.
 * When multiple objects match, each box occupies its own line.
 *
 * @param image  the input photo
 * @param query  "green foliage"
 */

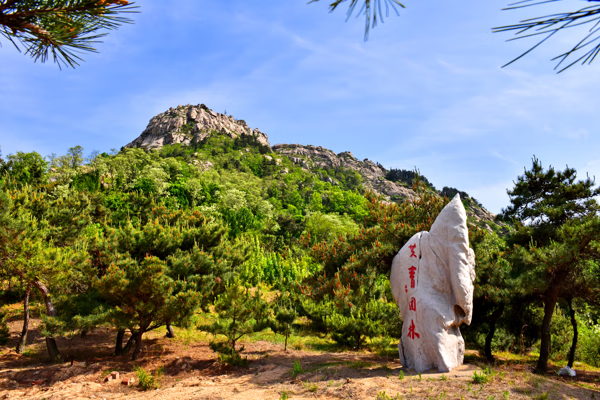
xmin=376 ymin=390 xmax=402 ymax=400
xmin=497 ymin=157 xmax=600 ymax=372
xmin=304 ymin=211 xmax=359 ymax=244
xmin=386 ymin=168 xmax=434 ymax=189
xmin=304 ymin=186 xmax=447 ymax=280
xmin=71 ymin=170 xmax=101 ymax=192
xmin=135 ymin=365 xmax=163 ymax=390
xmin=0 ymin=151 xmax=48 ymax=187
xmin=291 ymin=360 xmax=304 ymax=377
xmin=0 ymin=308 xmax=9 ymax=345
xmin=304 ymin=381 xmax=318 ymax=392
xmin=9 ymin=140 xmax=600 ymax=374
xmin=576 ymin=313 xmax=600 ymax=367
xmin=300 ymin=183 xmax=447 ymax=350
xmin=200 ymin=280 xmax=270 ymax=365
xmin=240 ymin=236 xmax=317 ymax=286
xmin=97 ymin=254 xmax=200 ymax=351
xmin=95 ymin=206 xmax=243 ymax=359
xmin=303 ymin=271 xmax=401 ymax=349
xmin=208 ymin=341 xmax=249 ymax=367
xmin=440 ymin=187 xmax=481 ymax=207
xmin=547 ymin=306 xmax=573 ymax=362
xmin=472 ymin=370 xmax=491 ymax=385
xmin=270 ymin=287 xmax=298 ymax=351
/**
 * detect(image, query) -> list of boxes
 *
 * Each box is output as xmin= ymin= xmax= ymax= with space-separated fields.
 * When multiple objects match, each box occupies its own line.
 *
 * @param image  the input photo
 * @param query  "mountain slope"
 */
xmin=125 ymin=104 xmax=499 ymax=230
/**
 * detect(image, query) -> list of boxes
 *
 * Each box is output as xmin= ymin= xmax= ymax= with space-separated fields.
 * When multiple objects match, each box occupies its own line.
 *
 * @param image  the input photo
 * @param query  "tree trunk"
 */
xmin=121 ymin=333 xmax=136 ymax=355
xmin=485 ymin=304 xmax=505 ymax=362
xmin=31 ymin=279 xmax=62 ymax=363
xmin=45 ymin=337 xmax=62 ymax=363
xmin=535 ymin=288 xmax=559 ymax=374
xmin=115 ymin=329 xmax=125 ymax=355
xmin=284 ymin=329 xmax=289 ymax=351
xmin=131 ymin=329 xmax=145 ymax=361
xmin=567 ymin=298 xmax=578 ymax=368
xmin=166 ymin=322 xmax=175 ymax=338
xmin=16 ymin=283 xmax=31 ymax=354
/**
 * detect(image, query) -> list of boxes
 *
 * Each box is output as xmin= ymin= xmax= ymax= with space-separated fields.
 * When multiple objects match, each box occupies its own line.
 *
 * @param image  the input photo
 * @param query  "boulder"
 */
xmin=390 ymin=194 xmax=476 ymax=373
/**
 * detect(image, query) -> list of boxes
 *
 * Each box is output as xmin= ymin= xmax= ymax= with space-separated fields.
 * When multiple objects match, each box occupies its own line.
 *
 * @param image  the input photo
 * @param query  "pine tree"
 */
xmin=302 ymin=265 xmax=401 ymax=349
xmin=97 ymin=254 xmax=200 ymax=360
xmin=95 ymin=206 xmax=248 ymax=360
xmin=497 ymin=157 xmax=600 ymax=373
xmin=467 ymin=227 xmax=516 ymax=362
xmin=270 ymin=283 xmax=298 ymax=351
xmin=0 ymin=209 xmax=88 ymax=362
xmin=200 ymin=280 xmax=270 ymax=366
xmin=0 ymin=186 xmax=93 ymax=362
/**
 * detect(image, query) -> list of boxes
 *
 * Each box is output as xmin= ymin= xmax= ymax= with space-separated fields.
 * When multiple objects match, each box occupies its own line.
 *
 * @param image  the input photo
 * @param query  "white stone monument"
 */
xmin=390 ymin=194 xmax=476 ymax=373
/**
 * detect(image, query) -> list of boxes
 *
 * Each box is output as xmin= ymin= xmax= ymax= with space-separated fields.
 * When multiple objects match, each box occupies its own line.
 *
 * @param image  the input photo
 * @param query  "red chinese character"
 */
xmin=405 ymin=285 xmax=408 ymax=293
xmin=409 ymin=243 xmax=417 ymax=258
xmin=407 ymin=319 xmax=420 ymax=340
xmin=408 ymin=265 xmax=417 ymax=288
xmin=409 ymin=297 xmax=416 ymax=311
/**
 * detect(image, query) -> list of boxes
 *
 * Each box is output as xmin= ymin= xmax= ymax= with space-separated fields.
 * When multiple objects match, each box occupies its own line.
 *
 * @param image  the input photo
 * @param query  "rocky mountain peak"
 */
xmin=125 ymin=104 xmax=270 ymax=149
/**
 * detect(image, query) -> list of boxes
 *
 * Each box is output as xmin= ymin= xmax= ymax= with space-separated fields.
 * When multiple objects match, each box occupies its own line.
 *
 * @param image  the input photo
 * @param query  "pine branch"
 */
xmin=494 ymin=0 xmax=600 ymax=72
xmin=309 ymin=0 xmax=405 ymax=41
xmin=0 ymin=0 xmax=138 ymax=68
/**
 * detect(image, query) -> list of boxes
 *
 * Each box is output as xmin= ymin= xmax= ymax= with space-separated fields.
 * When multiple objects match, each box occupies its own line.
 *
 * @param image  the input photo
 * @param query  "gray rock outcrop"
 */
xmin=390 ymin=194 xmax=476 ymax=373
xmin=125 ymin=104 xmax=270 ymax=149
xmin=272 ymin=144 xmax=415 ymax=201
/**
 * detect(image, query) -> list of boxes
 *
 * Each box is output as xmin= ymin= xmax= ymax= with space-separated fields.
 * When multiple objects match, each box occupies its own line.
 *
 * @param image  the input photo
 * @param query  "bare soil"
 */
xmin=1 ymin=317 xmax=599 ymax=399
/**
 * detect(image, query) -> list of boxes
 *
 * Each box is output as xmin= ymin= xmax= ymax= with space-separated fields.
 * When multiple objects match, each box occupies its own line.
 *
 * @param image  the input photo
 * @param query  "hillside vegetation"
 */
xmin=1 ymin=106 xmax=599 ymax=395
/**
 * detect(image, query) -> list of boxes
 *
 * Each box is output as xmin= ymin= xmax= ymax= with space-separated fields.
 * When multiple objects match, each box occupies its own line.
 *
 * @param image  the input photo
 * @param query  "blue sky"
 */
xmin=2 ymin=0 xmax=600 ymax=214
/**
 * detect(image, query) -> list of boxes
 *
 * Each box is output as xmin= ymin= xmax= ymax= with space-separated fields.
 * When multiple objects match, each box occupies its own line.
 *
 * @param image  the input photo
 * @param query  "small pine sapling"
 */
xmin=270 ymin=288 xmax=298 ymax=351
xmin=200 ymin=280 xmax=270 ymax=366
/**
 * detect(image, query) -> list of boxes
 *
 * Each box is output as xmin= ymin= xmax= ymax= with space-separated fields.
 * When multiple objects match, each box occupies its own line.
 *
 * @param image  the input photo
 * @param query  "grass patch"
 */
xmin=301 ymin=360 xmax=375 ymax=374
xmin=290 ymin=360 xmax=304 ymax=377
xmin=135 ymin=365 xmax=164 ymax=390
xmin=303 ymin=381 xmax=318 ymax=392
xmin=247 ymin=326 xmax=338 ymax=352
xmin=376 ymin=391 xmax=402 ymax=400
xmin=472 ymin=367 xmax=497 ymax=385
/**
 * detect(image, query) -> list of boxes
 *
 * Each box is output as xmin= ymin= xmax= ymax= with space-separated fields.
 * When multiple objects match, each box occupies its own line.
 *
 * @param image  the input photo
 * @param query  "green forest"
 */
xmin=1 ymin=131 xmax=599 ymax=377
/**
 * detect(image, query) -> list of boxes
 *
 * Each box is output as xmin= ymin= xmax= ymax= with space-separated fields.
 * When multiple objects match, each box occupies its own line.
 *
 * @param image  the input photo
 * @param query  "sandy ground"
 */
xmin=1 ymin=317 xmax=599 ymax=399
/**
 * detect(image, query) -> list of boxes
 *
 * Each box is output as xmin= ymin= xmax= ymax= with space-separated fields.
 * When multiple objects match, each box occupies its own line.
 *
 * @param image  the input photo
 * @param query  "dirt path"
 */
xmin=1 ymin=320 xmax=599 ymax=399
